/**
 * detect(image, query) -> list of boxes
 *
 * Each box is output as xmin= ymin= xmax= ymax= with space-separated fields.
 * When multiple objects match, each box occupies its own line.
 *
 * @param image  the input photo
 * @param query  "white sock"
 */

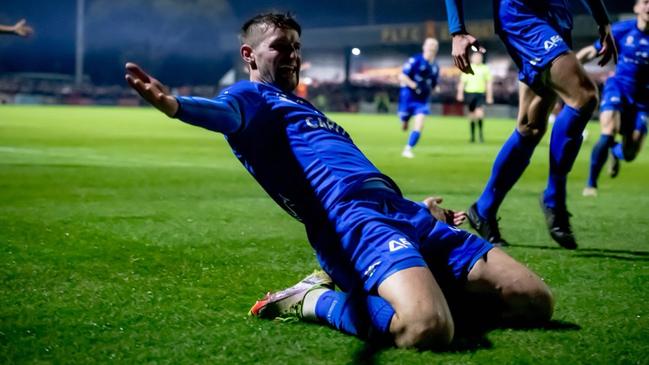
xmin=301 ymin=288 xmax=329 ymax=321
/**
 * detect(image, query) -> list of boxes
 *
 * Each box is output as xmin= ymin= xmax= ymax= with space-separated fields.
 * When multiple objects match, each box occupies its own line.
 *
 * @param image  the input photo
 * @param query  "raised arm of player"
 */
xmin=125 ymin=62 xmax=179 ymax=117
xmin=0 ymin=19 xmax=33 ymax=37
xmin=580 ymin=0 xmax=618 ymax=66
xmin=444 ymin=0 xmax=485 ymax=74
xmin=125 ymin=62 xmax=242 ymax=134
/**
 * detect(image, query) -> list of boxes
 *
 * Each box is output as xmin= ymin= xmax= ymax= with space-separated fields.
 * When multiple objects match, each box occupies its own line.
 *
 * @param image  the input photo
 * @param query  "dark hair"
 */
xmin=240 ymin=12 xmax=301 ymax=45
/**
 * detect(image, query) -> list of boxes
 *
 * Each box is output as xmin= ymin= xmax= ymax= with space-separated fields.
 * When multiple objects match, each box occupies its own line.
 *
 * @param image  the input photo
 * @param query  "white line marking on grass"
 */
xmin=0 ymin=146 xmax=221 ymax=169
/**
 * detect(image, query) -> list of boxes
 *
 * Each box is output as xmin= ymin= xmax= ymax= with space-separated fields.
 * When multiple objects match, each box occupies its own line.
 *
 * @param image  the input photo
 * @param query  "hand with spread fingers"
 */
xmin=125 ymin=62 xmax=179 ymax=117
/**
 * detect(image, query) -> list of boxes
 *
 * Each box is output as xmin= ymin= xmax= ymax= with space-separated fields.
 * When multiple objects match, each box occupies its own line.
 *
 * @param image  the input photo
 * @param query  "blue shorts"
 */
xmin=315 ymin=188 xmax=493 ymax=293
xmin=495 ymin=0 xmax=572 ymax=89
xmin=398 ymin=88 xmax=430 ymax=121
xmin=600 ymin=77 xmax=649 ymax=136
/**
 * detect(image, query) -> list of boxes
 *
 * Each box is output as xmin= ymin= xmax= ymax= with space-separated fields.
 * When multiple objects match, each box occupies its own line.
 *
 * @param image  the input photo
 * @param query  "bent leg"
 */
xmin=475 ymin=82 xmax=555 ymax=220
xmin=378 ymin=266 xmax=454 ymax=349
xmin=544 ymin=52 xmax=599 ymax=208
xmin=619 ymin=111 xmax=648 ymax=162
xmin=587 ymin=110 xmax=619 ymax=188
xmin=465 ymin=248 xmax=554 ymax=324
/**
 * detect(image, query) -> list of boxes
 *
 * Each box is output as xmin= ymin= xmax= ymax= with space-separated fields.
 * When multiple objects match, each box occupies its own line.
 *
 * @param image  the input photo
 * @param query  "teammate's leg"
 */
xmin=613 ymin=111 xmax=648 ymax=164
xmin=469 ymin=81 xmax=555 ymax=244
xmin=584 ymin=110 xmax=619 ymax=195
xmin=403 ymin=112 xmax=427 ymax=158
xmin=544 ymin=52 xmax=599 ymax=209
xmin=465 ymin=247 xmax=554 ymax=324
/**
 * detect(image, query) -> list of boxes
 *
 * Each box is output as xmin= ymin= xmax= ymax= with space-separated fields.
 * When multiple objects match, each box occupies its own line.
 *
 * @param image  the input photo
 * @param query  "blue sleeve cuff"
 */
xmin=175 ymin=95 xmax=243 ymax=135
xmin=445 ymin=0 xmax=466 ymax=34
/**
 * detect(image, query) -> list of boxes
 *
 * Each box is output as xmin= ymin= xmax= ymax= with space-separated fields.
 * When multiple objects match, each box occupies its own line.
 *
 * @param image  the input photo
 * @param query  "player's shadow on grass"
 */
xmin=509 ymin=243 xmax=649 ymax=262
xmin=349 ymin=319 xmax=580 ymax=364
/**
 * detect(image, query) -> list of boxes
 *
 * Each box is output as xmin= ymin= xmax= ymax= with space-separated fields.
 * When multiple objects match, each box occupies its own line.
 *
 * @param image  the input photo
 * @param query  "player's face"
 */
xmin=249 ymin=26 xmax=301 ymax=92
xmin=636 ymin=0 xmax=649 ymax=22
xmin=422 ymin=39 xmax=439 ymax=60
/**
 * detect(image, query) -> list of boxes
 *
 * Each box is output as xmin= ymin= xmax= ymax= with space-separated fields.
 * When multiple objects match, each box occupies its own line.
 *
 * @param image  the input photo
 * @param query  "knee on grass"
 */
xmin=392 ymin=311 xmax=455 ymax=349
xmin=502 ymin=277 xmax=554 ymax=324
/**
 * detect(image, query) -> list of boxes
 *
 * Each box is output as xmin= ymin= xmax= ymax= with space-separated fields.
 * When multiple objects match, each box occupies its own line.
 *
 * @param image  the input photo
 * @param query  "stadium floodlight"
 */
xmin=351 ymin=48 xmax=361 ymax=56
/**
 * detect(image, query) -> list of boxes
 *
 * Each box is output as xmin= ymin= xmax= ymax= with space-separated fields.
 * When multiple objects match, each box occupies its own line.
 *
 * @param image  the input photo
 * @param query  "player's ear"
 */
xmin=241 ymin=44 xmax=257 ymax=70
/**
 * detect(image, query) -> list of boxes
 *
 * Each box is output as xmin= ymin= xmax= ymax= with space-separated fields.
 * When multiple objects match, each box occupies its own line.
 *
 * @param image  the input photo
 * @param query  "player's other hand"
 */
xmin=597 ymin=24 xmax=618 ymax=66
xmin=125 ymin=62 xmax=179 ymax=117
xmin=423 ymin=197 xmax=467 ymax=226
xmin=487 ymin=95 xmax=494 ymax=104
xmin=456 ymin=93 xmax=464 ymax=102
xmin=451 ymin=33 xmax=485 ymax=75
xmin=13 ymin=19 xmax=33 ymax=37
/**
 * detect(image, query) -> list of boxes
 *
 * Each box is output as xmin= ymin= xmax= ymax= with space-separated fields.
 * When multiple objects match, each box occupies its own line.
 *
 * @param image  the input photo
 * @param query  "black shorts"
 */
xmin=464 ymin=92 xmax=486 ymax=112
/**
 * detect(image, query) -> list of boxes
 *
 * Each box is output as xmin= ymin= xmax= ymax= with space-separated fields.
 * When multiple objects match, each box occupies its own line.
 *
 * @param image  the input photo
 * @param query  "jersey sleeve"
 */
xmin=174 ymin=85 xmax=265 ymax=136
xmin=402 ymin=57 xmax=417 ymax=78
xmin=444 ymin=0 xmax=466 ymax=34
xmin=174 ymin=95 xmax=243 ymax=135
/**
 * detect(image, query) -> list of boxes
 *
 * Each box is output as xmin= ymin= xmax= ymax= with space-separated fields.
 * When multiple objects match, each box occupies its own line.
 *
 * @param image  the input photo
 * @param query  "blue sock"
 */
xmin=476 ymin=129 xmax=538 ymax=219
xmin=408 ymin=131 xmax=421 ymax=148
xmin=611 ymin=143 xmax=625 ymax=161
xmin=315 ymin=290 xmax=394 ymax=340
xmin=544 ymin=102 xmax=594 ymax=209
xmin=587 ymin=134 xmax=615 ymax=188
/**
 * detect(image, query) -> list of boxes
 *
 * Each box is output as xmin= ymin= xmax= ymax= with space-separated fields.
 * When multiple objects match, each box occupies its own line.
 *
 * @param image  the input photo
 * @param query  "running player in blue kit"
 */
xmin=398 ymin=38 xmax=440 ymax=159
xmin=445 ymin=0 xmax=617 ymax=249
xmin=126 ymin=13 xmax=553 ymax=349
xmin=580 ymin=0 xmax=649 ymax=197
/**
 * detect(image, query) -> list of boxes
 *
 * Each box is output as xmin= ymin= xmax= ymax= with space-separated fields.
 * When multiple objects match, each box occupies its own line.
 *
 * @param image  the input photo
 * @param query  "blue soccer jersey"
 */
xmin=398 ymin=54 xmax=439 ymax=120
xmin=400 ymin=53 xmax=439 ymax=101
xmin=176 ymin=81 xmax=397 ymax=223
xmin=596 ymin=19 xmax=649 ymax=102
xmin=175 ymin=80 xmax=492 ymax=293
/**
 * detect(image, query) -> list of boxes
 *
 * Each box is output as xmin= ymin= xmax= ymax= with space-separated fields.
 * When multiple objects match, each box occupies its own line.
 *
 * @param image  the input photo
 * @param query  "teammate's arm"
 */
xmin=125 ymin=62 xmax=241 ymax=134
xmin=580 ymin=0 xmax=617 ymax=65
xmin=444 ymin=0 xmax=485 ymax=74
xmin=576 ymin=45 xmax=598 ymax=64
xmin=0 ymin=19 xmax=33 ymax=37
xmin=398 ymin=73 xmax=418 ymax=91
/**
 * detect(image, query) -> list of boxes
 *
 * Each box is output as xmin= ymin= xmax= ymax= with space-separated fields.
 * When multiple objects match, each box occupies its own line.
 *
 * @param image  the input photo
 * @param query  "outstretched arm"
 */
xmin=445 ymin=0 xmax=485 ymax=74
xmin=124 ymin=62 xmax=242 ymax=134
xmin=0 ymin=19 xmax=33 ymax=37
xmin=125 ymin=62 xmax=178 ymax=117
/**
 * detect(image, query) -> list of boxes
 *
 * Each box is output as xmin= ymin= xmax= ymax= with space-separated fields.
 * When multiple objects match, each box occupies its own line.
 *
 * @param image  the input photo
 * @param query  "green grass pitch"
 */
xmin=1 ymin=105 xmax=647 ymax=364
